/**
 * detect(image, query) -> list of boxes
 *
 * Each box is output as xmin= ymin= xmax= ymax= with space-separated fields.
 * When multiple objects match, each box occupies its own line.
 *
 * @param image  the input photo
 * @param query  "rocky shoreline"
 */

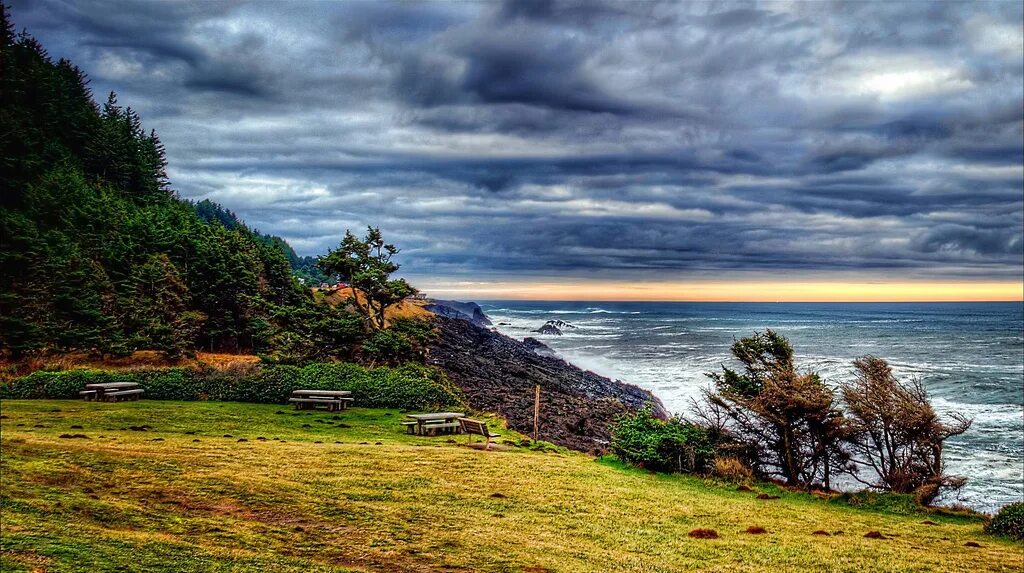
xmin=426 ymin=311 xmax=667 ymax=453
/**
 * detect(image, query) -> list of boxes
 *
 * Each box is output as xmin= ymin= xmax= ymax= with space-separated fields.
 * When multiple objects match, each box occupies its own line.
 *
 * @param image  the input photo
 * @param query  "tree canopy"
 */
xmin=318 ymin=227 xmax=417 ymax=331
xmin=0 ymin=6 xmax=368 ymax=361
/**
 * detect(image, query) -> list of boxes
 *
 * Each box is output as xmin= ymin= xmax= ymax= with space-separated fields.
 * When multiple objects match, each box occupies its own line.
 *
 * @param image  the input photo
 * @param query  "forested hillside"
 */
xmin=0 ymin=8 xmax=356 ymax=359
xmin=193 ymin=199 xmax=329 ymax=285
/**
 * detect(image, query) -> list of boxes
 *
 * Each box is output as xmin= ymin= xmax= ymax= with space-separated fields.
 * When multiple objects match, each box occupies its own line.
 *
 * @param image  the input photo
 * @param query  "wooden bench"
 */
xmin=85 ymin=382 xmax=139 ymax=390
xmin=401 ymin=421 xmax=419 ymax=434
xmin=287 ymin=390 xmax=353 ymax=412
xmin=296 ymin=396 xmax=354 ymax=405
xmin=404 ymin=412 xmax=465 ymax=436
xmin=287 ymin=398 xmax=349 ymax=412
xmin=103 ymin=388 xmax=144 ymax=402
xmin=459 ymin=418 xmax=500 ymax=449
xmin=421 ymin=421 xmax=460 ymax=436
xmin=291 ymin=390 xmax=351 ymax=398
xmin=81 ymin=382 xmax=143 ymax=402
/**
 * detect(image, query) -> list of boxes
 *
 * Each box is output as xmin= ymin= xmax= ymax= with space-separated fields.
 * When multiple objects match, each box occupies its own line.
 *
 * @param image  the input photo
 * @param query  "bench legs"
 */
xmin=293 ymin=401 xmax=349 ymax=412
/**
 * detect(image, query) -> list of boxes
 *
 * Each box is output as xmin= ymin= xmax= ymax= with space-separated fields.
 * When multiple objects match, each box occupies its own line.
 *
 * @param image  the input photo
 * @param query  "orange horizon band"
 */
xmin=414 ymin=281 xmax=1024 ymax=303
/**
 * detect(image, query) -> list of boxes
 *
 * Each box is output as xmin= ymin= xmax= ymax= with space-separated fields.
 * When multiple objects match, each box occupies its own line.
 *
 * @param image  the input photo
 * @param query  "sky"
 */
xmin=10 ymin=0 xmax=1024 ymax=301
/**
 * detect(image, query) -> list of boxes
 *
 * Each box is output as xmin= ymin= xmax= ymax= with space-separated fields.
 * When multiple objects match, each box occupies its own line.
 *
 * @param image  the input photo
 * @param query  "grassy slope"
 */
xmin=1 ymin=401 xmax=1020 ymax=573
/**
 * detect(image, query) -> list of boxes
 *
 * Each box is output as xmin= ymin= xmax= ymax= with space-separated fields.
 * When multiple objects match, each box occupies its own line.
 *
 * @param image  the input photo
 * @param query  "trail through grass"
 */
xmin=1 ymin=400 xmax=1021 ymax=572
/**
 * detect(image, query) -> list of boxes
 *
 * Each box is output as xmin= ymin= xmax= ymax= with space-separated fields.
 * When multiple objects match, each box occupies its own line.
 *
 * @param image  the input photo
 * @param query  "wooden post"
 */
xmin=533 ymin=384 xmax=540 ymax=442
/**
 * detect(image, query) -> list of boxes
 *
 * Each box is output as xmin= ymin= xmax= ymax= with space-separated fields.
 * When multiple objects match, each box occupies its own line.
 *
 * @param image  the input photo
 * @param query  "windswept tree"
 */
xmin=702 ymin=330 xmax=847 ymax=489
xmin=842 ymin=356 xmax=971 ymax=504
xmin=318 ymin=227 xmax=416 ymax=330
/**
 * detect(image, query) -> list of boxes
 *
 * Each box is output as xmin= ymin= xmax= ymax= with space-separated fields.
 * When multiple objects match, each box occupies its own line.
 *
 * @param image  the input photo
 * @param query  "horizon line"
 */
xmin=457 ymin=298 xmax=1023 ymax=304
xmin=415 ymin=279 xmax=1024 ymax=304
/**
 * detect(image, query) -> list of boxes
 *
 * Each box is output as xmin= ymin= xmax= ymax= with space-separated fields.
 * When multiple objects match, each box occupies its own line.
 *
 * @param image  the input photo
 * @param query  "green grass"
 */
xmin=1 ymin=400 xmax=1021 ymax=572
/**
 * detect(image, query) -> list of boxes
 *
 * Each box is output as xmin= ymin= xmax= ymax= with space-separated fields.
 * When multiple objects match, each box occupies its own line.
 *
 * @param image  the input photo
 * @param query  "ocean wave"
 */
xmin=486 ymin=300 xmax=1023 ymax=511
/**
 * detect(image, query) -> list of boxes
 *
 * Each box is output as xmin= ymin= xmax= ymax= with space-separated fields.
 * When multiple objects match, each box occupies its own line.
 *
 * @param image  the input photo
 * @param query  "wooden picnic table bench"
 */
xmin=288 ymin=390 xmax=353 ymax=412
xmin=81 ymin=382 xmax=144 ymax=402
xmin=84 ymin=382 xmax=139 ymax=390
xmin=291 ymin=389 xmax=352 ymax=397
xmin=104 ymin=388 xmax=144 ymax=401
xmin=405 ymin=412 xmax=465 ymax=436
xmin=458 ymin=418 xmax=500 ymax=449
xmin=421 ymin=421 xmax=460 ymax=435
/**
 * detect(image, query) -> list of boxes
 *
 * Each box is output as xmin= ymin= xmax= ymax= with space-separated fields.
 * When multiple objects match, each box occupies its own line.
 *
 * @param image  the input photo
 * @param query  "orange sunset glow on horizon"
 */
xmin=419 ymin=280 xmax=1024 ymax=303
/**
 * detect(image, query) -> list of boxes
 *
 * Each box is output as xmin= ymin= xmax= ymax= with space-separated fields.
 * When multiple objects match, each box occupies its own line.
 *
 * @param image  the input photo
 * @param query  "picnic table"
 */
xmin=288 ymin=389 xmax=353 ymax=412
xmin=403 ymin=412 xmax=466 ymax=436
xmin=80 ymin=382 xmax=144 ymax=402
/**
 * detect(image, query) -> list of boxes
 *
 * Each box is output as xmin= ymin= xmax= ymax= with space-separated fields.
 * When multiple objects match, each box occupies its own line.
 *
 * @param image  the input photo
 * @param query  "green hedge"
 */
xmin=611 ymin=406 xmax=716 ymax=474
xmin=986 ymin=501 xmax=1024 ymax=542
xmin=0 ymin=362 xmax=464 ymax=411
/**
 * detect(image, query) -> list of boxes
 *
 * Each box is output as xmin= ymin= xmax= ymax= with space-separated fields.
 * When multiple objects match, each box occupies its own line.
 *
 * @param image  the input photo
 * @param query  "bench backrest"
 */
xmin=459 ymin=418 xmax=489 ymax=436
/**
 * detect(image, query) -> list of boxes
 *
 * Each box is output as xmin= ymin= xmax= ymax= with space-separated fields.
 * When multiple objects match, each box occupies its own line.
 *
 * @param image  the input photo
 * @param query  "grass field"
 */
xmin=1 ymin=400 xmax=1021 ymax=572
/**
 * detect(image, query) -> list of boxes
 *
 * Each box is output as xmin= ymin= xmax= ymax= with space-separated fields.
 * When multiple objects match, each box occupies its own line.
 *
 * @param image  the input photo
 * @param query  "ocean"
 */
xmin=481 ymin=301 xmax=1024 ymax=512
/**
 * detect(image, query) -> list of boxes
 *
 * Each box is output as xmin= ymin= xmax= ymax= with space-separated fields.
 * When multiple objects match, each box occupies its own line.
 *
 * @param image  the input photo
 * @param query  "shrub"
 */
xmin=611 ymin=406 xmax=715 ymax=474
xmin=131 ymin=368 xmax=202 ymax=401
xmin=1 ymin=362 xmax=464 ymax=411
xmin=301 ymin=362 xmax=463 ymax=410
xmin=361 ymin=318 xmax=436 ymax=366
xmin=361 ymin=329 xmax=415 ymax=365
xmin=986 ymin=501 xmax=1024 ymax=541
xmin=229 ymin=365 xmax=303 ymax=403
xmin=362 ymin=364 xmax=463 ymax=410
xmin=199 ymin=362 xmax=261 ymax=401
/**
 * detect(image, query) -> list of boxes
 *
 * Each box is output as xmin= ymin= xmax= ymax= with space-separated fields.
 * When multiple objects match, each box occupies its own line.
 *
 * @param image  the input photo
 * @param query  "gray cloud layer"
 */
xmin=12 ymin=0 xmax=1024 ymax=282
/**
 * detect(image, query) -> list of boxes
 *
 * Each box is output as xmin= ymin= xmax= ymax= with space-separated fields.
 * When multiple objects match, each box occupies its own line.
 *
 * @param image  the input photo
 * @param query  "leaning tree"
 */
xmin=702 ymin=330 xmax=848 ymax=489
xmin=318 ymin=227 xmax=416 ymax=331
xmin=842 ymin=356 xmax=971 ymax=504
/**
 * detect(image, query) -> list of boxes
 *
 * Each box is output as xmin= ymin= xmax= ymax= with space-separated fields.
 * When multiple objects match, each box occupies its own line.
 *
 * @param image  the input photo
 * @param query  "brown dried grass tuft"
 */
xmin=714 ymin=457 xmax=754 ymax=483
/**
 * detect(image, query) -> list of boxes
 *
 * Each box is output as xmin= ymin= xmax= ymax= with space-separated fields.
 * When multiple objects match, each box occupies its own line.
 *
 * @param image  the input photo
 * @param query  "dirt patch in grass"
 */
xmin=688 ymin=529 xmax=719 ymax=539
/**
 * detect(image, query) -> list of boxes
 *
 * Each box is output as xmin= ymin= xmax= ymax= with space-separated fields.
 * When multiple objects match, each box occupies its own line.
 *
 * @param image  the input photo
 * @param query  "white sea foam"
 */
xmin=484 ymin=301 xmax=1024 ymax=511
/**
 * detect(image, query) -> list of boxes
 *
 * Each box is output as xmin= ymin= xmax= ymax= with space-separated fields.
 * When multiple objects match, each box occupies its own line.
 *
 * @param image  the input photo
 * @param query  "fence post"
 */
xmin=533 ymin=384 xmax=540 ymax=442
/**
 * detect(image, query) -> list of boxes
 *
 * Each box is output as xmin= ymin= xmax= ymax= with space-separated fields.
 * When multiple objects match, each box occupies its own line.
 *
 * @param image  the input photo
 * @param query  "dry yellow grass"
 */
xmin=2 ymin=400 xmax=1021 ymax=572
xmin=317 ymin=288 xmax=435 ymax=325
xmin=0 ymin=351 xmax=261 ymax=381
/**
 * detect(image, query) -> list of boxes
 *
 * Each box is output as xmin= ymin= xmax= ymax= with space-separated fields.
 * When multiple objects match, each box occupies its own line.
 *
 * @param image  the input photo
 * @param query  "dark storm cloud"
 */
xmin=10 ymin=0 xmax=1023 ymax=283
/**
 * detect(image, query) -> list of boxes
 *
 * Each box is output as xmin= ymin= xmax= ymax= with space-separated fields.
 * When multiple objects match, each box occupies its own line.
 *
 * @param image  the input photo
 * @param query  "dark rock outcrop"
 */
xmin=425 ymin=299 xmax=492 ymax=326
xmin=428 ymin=316 xmax=667 ymax=453
xmin=533 ymin=319 xmax=577 ymax=336
xmin=535 ymin=323 xmax=562 ymax=336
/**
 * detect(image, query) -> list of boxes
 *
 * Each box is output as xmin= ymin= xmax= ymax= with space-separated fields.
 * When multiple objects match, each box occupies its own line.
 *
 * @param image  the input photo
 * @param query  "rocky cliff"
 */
xmin=427 ymin=315 xmax=667 ymax=453
xmin=424 ymin=299 xmax=492 ymax=326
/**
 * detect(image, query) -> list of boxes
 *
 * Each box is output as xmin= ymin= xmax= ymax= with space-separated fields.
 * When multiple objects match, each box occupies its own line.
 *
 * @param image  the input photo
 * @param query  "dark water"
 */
xmin=481 ymin=301 xmax=1024 ymax=512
